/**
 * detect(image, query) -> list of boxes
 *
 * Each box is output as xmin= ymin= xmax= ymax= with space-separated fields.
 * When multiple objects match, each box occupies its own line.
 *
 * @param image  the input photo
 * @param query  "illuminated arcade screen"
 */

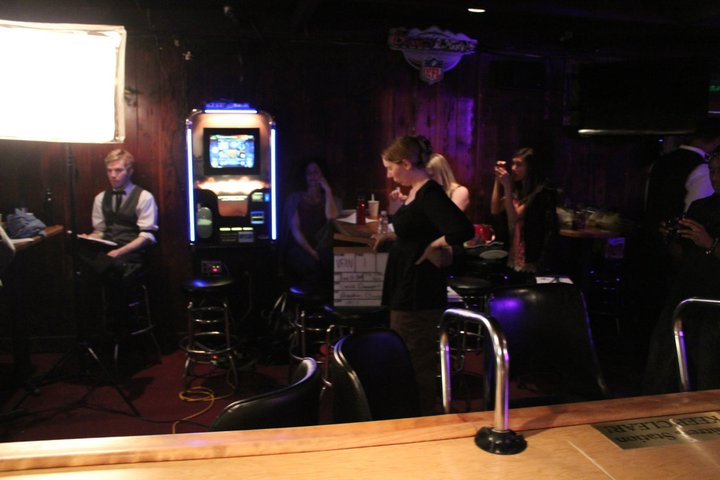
xmin=203 ymin=127 xmax=261 ymax=175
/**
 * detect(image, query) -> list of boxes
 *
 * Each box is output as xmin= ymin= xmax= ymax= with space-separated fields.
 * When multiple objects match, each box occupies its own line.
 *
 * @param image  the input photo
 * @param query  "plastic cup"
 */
xmin=367 ymin=200 xmax=379 ymax=220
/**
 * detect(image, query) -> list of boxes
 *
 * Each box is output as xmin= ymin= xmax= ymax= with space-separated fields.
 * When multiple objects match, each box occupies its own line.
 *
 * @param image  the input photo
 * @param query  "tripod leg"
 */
xmin=84 ymin=344 xmax=141 ymax=416
xmin=11 ymin=345 xmax=79 ymax=411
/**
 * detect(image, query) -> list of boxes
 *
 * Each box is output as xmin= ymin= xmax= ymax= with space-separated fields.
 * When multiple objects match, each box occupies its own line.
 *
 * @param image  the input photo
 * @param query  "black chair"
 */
xmin=483 ymin=282 xmax=610 ymax=409
xmin=209 ymin=357 xmax=321 ymax=431
xmin=329 ymin=329 xmax=421 ymax=423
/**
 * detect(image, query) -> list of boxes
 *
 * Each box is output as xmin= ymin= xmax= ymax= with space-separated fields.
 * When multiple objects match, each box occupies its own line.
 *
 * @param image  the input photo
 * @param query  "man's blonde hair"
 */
xmin=104 ymin=149 xmax=135 ymax=169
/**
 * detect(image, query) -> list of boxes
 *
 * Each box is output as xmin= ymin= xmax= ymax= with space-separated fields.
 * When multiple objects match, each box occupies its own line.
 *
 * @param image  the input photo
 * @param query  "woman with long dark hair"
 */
xmin=280 ymin=157 xmax=340 ymax=287
xmin=491 ymin=147 xmax=558 ymax=273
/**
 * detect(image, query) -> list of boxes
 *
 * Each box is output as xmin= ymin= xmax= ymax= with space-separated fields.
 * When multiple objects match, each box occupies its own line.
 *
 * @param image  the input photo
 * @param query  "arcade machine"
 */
xmin=185 ymin=102 xmax=278 ymax=340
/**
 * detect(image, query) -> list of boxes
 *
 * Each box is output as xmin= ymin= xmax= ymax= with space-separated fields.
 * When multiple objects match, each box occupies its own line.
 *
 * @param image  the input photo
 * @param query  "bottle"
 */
xmin=356 ymin=195 xmax=366 ymax=225
xmin=378 ymin=210 xmax=389 ymax=234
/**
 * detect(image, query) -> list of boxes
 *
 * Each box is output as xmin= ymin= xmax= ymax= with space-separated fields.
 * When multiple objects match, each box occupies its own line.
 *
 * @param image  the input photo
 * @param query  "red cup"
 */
xmin=474 ymin=224 xmax=495 ymax=244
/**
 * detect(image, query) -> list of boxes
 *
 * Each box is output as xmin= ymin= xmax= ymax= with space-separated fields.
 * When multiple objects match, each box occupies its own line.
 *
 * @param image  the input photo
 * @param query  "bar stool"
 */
xmin=444 ymin=275 xmax=499 ymax=411
xmin=180 ymin=276 xmax=240 ymax=390
xmin=286 ymin=284 xmax=332 ymax=366
xmin=446 ymin=276 xmax=494 ymax=371
xmin=286 ymin=283 xmax=391 ymax=388
xmin=111 ymin=280 xmax=162 ymax=372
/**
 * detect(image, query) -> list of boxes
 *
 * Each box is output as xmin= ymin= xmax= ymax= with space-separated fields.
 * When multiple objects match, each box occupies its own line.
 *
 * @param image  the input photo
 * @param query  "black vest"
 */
xmin=101 ymin=186 xmax=144 ymax=261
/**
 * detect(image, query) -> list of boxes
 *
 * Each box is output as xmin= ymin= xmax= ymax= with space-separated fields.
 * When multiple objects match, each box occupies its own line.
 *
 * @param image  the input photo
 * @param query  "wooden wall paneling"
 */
xmin=128 ymin=37 xmax=192 ymax=340
xmin=377 ymin=73 xmax=398 ymax=203
xmin=1 ymin=143 xmax=43 ymax=216
xmin=475 ymin=54 xmax=495 ymax=221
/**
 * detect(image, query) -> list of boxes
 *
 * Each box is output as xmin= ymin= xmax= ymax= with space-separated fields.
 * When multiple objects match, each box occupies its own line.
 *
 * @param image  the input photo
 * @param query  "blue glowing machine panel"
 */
xmin=186 ymin=104 xmax=277 ymax=245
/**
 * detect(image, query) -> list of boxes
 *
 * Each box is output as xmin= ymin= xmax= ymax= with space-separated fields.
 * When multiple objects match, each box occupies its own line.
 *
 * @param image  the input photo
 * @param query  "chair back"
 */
xmin=484 ymin=283 xmax=609 ymax=408
xmin=210 ymin=357 xmax=321 ymax=431
xmin=330 ymin=329 xmax=421 ymax=423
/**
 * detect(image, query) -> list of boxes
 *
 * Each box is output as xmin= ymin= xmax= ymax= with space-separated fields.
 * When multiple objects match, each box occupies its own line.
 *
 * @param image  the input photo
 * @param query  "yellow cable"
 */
xmin=172 ymin=385 xmax=233 ymax=434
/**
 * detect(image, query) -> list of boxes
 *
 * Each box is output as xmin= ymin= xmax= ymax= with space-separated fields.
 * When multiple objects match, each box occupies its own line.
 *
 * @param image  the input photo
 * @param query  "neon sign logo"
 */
xmin=388 ymin=26 xmax=477 ymax=85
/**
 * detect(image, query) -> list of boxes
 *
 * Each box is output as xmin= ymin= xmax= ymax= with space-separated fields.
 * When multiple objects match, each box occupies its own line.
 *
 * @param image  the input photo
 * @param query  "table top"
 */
xmin=559 ymin=227 xmax=621 ymax=239
xmin=10 ymin=225 xmax=64 ymax=252
xmin=1 ymin=390 xmax=718 ymax=478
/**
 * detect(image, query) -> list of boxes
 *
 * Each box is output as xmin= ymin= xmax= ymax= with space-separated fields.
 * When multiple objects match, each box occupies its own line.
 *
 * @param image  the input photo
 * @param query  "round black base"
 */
xmin=474 ymin=427 xmax=527 ymax=455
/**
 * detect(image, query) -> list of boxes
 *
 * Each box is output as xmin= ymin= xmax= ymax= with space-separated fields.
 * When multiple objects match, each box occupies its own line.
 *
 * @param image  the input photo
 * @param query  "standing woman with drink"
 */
xmin=491 ymin=147 xmax=559 ymax=273
xmin=373 ymin=135 xmax=474 ymax=415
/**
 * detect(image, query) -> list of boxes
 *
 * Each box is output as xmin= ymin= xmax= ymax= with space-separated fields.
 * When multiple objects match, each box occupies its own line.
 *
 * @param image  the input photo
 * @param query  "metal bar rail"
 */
xmin=439 ymin=308 xmax=526 ymax=454
xmin=673 ymin=297 xmax=720 ymax=392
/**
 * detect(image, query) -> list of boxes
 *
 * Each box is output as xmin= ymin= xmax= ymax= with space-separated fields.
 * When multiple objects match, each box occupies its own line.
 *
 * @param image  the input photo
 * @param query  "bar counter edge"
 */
xmin=1 ymin=390 xmax=718 ymax=473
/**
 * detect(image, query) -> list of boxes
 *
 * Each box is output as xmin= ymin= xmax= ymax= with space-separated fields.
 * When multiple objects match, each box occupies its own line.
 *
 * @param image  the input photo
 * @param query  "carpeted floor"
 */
xmin=1 ymin=326 xmax=645 ymax=444
xmin=0 ymin=345 xmax=292 ymax=442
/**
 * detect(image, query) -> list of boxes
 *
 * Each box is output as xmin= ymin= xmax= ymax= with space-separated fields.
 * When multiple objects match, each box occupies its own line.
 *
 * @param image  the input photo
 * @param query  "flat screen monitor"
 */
xmin=203 ymin=127 xmax=261 ymax=175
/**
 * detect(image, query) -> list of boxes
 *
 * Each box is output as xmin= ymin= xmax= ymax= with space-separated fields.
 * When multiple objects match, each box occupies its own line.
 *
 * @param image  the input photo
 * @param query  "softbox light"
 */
xmin=0 ymin=18 xmax=126 ymax=143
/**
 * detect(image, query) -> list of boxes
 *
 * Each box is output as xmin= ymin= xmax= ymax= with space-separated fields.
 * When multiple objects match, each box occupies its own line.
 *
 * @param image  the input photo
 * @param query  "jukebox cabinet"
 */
xmin=186 ymin=102 xmax=277 ymax=247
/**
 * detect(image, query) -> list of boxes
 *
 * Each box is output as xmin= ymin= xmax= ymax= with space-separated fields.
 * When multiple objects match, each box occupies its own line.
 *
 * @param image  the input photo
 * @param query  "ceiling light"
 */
xmin=468 ymin=8 xmax=486 ymax=13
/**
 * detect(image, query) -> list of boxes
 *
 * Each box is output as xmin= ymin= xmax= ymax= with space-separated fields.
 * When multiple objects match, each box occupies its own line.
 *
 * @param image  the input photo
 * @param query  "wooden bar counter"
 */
xmin=1 ymin=390 xmax=719 ymax=478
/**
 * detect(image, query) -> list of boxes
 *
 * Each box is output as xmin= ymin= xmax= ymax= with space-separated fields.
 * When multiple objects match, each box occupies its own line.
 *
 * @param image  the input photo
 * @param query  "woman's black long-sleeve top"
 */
xmin=382 ymin=180 xmax=474 ymax=310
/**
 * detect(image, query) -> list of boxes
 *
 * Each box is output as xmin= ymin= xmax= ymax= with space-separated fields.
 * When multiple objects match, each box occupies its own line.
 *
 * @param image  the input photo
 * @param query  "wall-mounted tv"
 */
xmin=576 ymin=58 xmax=709 ymax=135
xmin=203 ymin=127 xmax=261 ymax=175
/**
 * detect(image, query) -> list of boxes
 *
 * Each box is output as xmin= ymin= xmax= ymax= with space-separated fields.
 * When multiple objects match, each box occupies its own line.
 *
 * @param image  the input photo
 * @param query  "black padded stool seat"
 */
xmin=287 ymin=284 xmax=330 ymax=308
xmin=448 ymin=276 xmax=497 ymax=312
xmin=447 ymin=275 xmax=494 ymax=300
xmin=183 ymin=276 xmax=235 ymax=292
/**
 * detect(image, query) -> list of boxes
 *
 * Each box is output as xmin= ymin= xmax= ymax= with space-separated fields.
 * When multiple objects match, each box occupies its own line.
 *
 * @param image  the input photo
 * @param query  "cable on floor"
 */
xmin=172 ymin=384 xmax=232 ymax=434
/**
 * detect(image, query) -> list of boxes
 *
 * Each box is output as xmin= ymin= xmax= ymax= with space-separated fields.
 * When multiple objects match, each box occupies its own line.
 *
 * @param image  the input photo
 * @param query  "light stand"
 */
xmin=0 ymin=17 xmax=136 ymax=419
xmin=13 ymin=145 xmax=140 ymax=416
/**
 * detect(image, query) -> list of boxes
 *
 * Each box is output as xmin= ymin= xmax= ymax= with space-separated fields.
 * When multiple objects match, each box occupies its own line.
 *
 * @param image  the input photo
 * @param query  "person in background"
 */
xmin=645 ymin=117 xmax=720 ymax=232
xmin=643 ymin=153 xmax=720 ymax=394
xmin=372 ymin=135 xmax=474 ymax=415
xmin=633 ymin=117 xmax=720 ymax=357
xmin=426 ymin=153 xmax=470 ymax=212
xmin=280 ymin=157 xmax=340 ymax=288
xmin=490 ymin=147 xmax=558 ymax=273
xmin=78 ymin=148 xmax=158 ymax=334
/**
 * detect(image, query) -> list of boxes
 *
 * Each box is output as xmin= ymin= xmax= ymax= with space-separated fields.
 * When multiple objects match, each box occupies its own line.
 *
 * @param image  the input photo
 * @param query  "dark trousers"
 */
xmin=391 ymin=309 xmax=443 ymax=416
xmin=77 ymin=247 xmax=146 ymax=338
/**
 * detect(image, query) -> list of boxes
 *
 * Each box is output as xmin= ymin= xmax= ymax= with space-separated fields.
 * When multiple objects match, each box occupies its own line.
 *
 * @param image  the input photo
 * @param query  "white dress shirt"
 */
xmin=679 ymin=145 xmax=714 ymax=210
xmin=91 ymin=182 xmax=159 ymax=244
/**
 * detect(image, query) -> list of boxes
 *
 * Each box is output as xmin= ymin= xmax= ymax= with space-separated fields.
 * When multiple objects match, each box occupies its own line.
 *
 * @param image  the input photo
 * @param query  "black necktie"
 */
xmin=113 ymin=190 xmax=124 ymax=212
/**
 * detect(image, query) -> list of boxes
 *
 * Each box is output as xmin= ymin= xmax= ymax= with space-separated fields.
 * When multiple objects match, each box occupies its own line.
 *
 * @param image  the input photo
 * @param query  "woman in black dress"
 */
xmin=373 ymin=135 xmax=474 ymax=415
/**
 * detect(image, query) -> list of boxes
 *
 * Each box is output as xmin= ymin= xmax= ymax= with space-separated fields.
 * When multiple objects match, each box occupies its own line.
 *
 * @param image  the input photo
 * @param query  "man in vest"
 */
xmin=79 ymin=149 xmax=158 ymax=335
xmin=632 ymin=117 xmax=720 ymax=359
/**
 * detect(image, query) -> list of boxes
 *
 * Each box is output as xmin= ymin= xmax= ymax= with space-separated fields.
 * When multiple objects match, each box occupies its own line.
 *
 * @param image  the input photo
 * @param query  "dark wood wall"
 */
xmin=0 ymin=30 xmax=669 ymax=346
